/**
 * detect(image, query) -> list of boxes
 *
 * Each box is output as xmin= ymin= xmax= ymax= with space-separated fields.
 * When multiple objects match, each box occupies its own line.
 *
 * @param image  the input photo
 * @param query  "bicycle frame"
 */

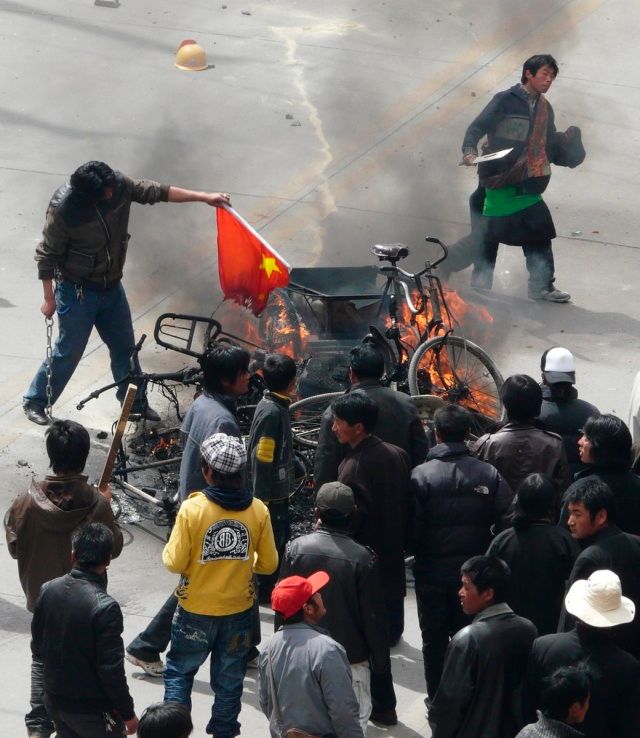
xmin=369 ymin=237 xmax=457 ymax=386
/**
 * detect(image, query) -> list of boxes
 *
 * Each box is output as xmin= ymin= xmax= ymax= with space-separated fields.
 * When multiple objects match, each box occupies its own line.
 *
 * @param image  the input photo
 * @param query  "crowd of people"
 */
xmin=5 ymin=338 xmax=640 ymax=738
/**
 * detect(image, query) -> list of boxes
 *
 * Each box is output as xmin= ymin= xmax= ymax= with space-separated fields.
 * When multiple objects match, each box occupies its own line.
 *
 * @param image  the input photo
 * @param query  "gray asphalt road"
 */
xmin=1 ymin=0 xmax=638 ymax=735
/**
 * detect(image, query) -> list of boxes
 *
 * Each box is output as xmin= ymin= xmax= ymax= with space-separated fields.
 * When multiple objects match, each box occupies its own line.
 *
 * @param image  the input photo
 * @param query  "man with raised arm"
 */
xmin=23 ymin=160 xmax=231 ymax=425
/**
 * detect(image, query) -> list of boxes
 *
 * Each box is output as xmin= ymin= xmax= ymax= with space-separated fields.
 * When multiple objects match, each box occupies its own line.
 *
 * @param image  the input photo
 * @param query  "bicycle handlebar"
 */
xmin=424 ymin=236 xmax=448 ymax=268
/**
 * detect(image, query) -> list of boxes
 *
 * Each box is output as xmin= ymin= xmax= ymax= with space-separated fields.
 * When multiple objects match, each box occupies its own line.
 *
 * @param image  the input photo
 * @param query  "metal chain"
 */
xmin=45 ymin=316 xmax=54 ymax=418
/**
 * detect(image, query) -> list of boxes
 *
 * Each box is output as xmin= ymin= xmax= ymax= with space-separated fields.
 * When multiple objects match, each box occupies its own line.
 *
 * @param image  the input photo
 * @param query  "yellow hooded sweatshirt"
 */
xmin=163 ymin=490 xmax=278 ymax=616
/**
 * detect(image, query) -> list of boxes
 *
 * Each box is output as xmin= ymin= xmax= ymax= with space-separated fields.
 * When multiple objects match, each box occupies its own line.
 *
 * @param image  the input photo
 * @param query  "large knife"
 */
xmin=458 ymin=147 xmax=514 ymax=165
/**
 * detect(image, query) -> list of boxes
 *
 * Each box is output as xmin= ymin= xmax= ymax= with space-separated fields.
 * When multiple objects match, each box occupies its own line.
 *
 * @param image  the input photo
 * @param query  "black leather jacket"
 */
xmin=31 ymin=567 xmax=135 ymax=720
xmin=429 ymin=603 xmax=537 ymax=738
xmin=279 ymin=526 xmax=390 ymax=674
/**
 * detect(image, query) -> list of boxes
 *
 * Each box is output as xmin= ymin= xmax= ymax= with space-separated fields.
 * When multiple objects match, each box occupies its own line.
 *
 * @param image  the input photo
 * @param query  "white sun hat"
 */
xmin=565 ymin=569 xmax=635 ymax=628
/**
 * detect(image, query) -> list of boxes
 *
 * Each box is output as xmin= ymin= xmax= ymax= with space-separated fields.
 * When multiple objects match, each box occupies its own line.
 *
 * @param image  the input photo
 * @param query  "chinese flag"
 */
xmin=216 ymin=205 xmax=291 ymax=316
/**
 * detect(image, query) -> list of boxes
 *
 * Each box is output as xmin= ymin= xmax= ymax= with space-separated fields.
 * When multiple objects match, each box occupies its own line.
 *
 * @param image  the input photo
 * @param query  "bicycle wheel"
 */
xmin=259 ymin=289 xmax=303 ymax=358
xmin=289 ymin=391 xmax=343 ymax=449
xmin=408 ymin=335 xmax=503 ymax=430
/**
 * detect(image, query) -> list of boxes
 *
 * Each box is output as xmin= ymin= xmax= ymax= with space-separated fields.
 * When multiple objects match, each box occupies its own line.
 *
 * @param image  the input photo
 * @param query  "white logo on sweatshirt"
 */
xmin=200 ymin=519 xmax=250 ymax=562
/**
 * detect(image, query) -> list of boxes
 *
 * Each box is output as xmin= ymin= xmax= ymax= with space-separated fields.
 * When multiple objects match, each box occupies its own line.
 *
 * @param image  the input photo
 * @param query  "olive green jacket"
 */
xmin=35 ymin=171 xmax=169 ymax=289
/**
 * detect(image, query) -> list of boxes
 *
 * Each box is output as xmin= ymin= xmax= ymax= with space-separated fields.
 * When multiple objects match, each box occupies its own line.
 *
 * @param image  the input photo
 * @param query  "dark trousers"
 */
xmin=44 ymin=698 xmax=125 ymax=738
xmin=257 ymin=499 xmax=290 ymax=602
xmin=385 ymin=595 xmax=405 ymax=646
xmin=127 ymin=593 xmax=177 ymax=661
xmin=26 ymin=656 xmax=55 ymax=736
xmin=415 ymin=578 xmax=472 ymax=699
xmin=446 ymin=187 xmax=556 ymax=293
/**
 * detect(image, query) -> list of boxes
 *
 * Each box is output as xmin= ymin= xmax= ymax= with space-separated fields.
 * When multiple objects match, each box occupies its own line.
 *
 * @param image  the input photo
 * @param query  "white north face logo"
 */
xmin=200 ymin=519 xmax=250 ymax=562
xmin=474 ymin=485 xmax=490 ymax=495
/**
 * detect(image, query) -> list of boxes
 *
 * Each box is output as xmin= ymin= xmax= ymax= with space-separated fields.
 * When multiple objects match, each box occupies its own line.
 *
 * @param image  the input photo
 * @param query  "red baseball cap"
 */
xmin=271 ymin=571 xmax=330 ymax=619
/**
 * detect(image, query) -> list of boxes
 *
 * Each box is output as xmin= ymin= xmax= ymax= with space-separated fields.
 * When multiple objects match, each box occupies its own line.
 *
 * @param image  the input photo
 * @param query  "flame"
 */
xmin=388 ymin=284 xmax=499 ymax=419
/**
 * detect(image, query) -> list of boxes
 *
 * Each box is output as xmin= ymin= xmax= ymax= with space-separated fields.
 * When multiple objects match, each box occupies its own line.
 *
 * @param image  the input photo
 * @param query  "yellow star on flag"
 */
xmin=259 ymin=254 xmax=281 ymax=279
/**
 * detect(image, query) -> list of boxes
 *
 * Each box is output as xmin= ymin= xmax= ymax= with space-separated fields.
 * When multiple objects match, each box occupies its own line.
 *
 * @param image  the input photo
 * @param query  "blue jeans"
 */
xmin=257 ymin=500 xmax=290 ymax=601
xmin=23 ymin=280 xmax=144 ymax=409
xmin=164 ymin=605 xmax=253 ymax=738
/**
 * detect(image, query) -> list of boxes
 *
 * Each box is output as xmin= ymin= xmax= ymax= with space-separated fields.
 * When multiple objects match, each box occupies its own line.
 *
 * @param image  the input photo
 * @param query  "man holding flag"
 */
xmin=24 ymin=160 xmax=232 ymax=425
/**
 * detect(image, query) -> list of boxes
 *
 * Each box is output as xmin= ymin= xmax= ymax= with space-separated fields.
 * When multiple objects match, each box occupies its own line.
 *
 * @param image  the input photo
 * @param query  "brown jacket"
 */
xmin=4 ymin=475 xmax=123 ymax=611
xmin=472 ymin=422 xmax=571 ymax=504
xmin=338 ymin=435 xmax=411 ymax=598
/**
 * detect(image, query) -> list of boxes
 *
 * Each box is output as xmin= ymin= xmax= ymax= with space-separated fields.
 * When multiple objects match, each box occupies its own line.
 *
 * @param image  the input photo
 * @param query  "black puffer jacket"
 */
xmin=410 ymin=442 xmax=514 ymax=583
xmin=31 ymin=567 xmax=134 ymax=720
xmin=279 ymin=527 xmax=389 ymax=674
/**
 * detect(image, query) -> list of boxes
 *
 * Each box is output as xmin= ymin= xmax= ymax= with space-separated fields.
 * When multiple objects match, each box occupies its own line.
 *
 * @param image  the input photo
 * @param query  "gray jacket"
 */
xmin=179 ymin=392 xmax=242 ymax=501
xmin=259 ymin=623 xmax=363 ymax=738
xmin=515 ymin=712 xmax=584 ymax=738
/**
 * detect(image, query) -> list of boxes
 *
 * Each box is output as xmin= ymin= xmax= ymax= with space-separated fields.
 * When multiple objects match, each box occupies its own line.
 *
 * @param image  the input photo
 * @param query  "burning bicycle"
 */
xmin=257 ymin=236 xmax=504 ymax=446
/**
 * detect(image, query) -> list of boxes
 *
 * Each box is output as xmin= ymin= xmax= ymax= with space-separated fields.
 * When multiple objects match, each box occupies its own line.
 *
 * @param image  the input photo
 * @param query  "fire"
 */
xmin=391 ymin=285 xmax=494 ymax=350
xmin=211 ymin=292 xmax=310 ymax=360
xmin=390 ymin=284 xmax=500 ymax=420
xmin=151 ymin=435 xmax=179 ymax=460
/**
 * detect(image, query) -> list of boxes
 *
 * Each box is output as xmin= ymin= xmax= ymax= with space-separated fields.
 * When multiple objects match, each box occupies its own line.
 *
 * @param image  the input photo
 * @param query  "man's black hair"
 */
xmin=461 ymin=555 xmax=511 ymax=604
xmin=583 ymin=414 xmax=632 ymax=471
xmin=138 ymin=702 xmax=193 ymax=738
xmin=563 ymin=477 xmax=616 ymax=524
xmin=434 ymin=404 xmax=470 ymax=443
xmin=541 ymin=665 xmax=590 ymax=722
xmin=199 ymin=344 xmax=250 ymax=395
xmin=72 ymin=523 xmax=113 ymax=568
xmin=331 ymin=392 xmax=379 ymax=433
xmin=318 ymin=509 xmax=353 ymax=530
xmin=349 ymin=344 xmax=385 ymax=380
xmin=263 ymin=353 xmax=297 ymax=393
xmin=501 ymin=374 xmax=543 ymax=423
xmin=46 ymin=419 xmax=90 ymax=474
xmin=513 ymin=473 xmax=557 ymax=529
xmin=70 ymin=161 xmax=116 ymax=201
xmin=521 ymin=54 xmax=559 ymax=84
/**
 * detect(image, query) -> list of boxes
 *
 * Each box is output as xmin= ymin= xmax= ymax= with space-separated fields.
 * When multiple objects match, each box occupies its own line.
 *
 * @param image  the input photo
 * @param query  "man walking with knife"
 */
xmin=445 ymin=54 xmax=584 ymax=303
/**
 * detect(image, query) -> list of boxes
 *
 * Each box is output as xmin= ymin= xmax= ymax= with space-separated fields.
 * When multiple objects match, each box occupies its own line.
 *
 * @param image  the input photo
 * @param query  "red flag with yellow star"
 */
xmin=216 ymin=205 xmax=291 ymax=316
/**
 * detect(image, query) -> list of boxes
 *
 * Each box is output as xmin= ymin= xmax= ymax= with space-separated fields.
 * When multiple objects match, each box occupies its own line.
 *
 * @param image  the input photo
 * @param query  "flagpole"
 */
xmin=221 ymin=204 xmax=292 ymax=272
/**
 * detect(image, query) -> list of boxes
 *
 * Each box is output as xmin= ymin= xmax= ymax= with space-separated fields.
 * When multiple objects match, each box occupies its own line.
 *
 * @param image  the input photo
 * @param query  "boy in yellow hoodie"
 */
xmin=163 ymin=432 xmax=277 ymax=738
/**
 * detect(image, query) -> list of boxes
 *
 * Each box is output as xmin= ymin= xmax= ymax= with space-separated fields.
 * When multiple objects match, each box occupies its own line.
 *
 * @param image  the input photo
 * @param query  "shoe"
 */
xmin=129 ymin=405 xmax=161 ymax=422
xmin=370 ymin=709 xmax=398 ymax=726
xmin=529 ymin=287 xmax=571 ymax=303
xmin=23 ymin=402 xmax=50 ymax=426
xmin=125 ymin=651 xmax=164 ymax=677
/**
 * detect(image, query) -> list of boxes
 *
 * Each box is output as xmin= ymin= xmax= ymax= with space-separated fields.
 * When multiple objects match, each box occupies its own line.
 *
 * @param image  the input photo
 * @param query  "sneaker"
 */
xmin=529 ymin=287 xmax=571 ymax=303
xmin=125 ymin=652 xmax=164 ymax=677
xmin=23 ymin=402 xmax=50 ymax=426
